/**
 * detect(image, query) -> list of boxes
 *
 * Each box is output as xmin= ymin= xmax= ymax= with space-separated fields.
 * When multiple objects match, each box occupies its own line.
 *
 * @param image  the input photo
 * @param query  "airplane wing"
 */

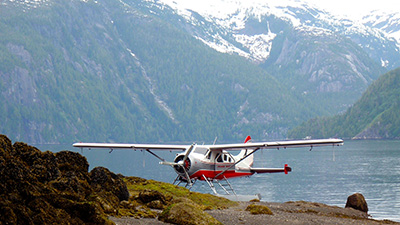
xmin=72 ymin=142 xmax=189 ymax=151
xmin=74 ymin=138 xmax=343 ymax=151
xmin=208 ymin=138 xmax=343 ymax=151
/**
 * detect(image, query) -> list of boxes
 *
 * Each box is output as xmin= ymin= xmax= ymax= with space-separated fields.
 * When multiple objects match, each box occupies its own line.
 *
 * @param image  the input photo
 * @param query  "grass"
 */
xmin=123 ymin=176 xmax=237 ymax=210
xmin=245 ymin=204 xmax=273 ymax=215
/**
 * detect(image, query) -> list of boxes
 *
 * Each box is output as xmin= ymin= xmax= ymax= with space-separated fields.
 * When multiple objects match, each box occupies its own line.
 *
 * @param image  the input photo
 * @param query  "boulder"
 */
xmin=159 ymin=202 xmax=222 ymax=225
xmin=0 ymin=135 xmax=114 ymax=225
xmin=138 ymin=189 xmax=169 ymax=209
xmin=12 ymin=142 xmax=60 ymax=182
xmin=51 ymin=151 xmax=92 ymax=196
xmin=139 ymin=189 xmax=166 ymax=204
xmin=90 ymin=166 xmax=129 ymax=202
xmin=345 ymin=193 xmax=368 ymax=213
xmin=245 ymin=204 xmax=273 ymax=215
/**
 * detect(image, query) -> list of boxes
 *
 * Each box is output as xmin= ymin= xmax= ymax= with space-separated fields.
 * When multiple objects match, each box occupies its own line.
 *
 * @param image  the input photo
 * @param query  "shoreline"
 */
xmin=110 ymin=201 xmax=400 ymax=225
xmin=1 ymin=135 xmax=398 ymax=225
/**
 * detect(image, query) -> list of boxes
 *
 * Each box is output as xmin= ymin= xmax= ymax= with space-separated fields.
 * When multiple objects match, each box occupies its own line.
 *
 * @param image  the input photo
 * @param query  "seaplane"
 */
xmin=73 ymin=136 xmax=343 ymax=199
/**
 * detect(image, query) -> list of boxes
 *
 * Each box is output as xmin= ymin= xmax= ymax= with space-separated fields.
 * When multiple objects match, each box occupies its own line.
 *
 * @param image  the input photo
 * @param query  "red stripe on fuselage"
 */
xmin=190 ymin=169 xmax=253 ymax=180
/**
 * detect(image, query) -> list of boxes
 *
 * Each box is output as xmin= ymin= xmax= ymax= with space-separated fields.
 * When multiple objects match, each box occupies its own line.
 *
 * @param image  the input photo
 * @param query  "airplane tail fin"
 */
xmin=235 ymin=136 xmax=255 ymax=168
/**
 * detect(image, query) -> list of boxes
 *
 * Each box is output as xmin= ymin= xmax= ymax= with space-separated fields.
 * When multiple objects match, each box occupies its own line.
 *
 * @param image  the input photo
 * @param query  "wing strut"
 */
xmin=213 ymin=148 xmax=260 ymax=179
xmin=145 ymin=149 xmax=166 ymax=162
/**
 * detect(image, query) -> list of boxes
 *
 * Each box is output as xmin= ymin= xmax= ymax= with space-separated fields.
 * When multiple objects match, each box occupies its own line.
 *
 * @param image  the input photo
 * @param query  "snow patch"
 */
xmin=195 ymin=35 xmax=251 ymax=59
xmin=234 ymin=33 xmax=276 ymax=62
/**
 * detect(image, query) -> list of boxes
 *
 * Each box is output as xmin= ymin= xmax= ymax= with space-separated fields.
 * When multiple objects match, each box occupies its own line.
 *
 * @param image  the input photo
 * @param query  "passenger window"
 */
xmin=216 ymin=154 xmax=223 ymax=162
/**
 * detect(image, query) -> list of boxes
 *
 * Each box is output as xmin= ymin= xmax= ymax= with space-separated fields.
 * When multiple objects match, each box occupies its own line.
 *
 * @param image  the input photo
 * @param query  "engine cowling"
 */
xmin=173 ymin=154 xmax=191 ymax=174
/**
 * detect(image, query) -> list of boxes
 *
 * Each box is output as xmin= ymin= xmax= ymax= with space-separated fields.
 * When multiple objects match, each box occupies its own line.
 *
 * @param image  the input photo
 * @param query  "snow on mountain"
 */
xmin=146 ymin=0 xmax=400 ymax=69
xmin=10 ymin=0 xmax=400 ymax=68
xmin=153 ymin=0 xmax=332 ymax=62
xmin=362 ymin=10 xmax=400 ymax=45
xmin=3 ymin=0 xmax=52 ymax=9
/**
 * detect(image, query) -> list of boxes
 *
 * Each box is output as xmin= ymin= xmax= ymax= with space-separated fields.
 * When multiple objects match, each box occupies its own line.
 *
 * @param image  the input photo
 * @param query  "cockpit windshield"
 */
xmin=194 ymin=146 xmax=208 ymax=154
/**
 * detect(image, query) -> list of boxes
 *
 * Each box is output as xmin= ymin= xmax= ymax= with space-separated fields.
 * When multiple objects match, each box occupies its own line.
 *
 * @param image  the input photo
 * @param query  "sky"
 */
xmin=305 ymin=0 xmax=399 ymax=19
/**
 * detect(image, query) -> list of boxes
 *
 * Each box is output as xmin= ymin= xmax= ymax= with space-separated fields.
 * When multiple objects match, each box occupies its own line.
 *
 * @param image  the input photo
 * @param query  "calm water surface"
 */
xmin=37 ymin=140 xmax=400 ymax=222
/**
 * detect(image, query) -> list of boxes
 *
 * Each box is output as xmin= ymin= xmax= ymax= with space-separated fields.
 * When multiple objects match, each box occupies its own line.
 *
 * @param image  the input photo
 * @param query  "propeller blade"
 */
xmin=159 ymin=161 xmax=180 ymax=166
xmin=182 ymin=143 xmax=196 ymax=163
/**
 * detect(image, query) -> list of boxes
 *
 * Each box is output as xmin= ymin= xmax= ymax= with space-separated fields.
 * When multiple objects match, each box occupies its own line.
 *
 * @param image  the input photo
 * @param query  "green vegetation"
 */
xmin=124 ymin=177 xmax=237 ymax=210
xmin=289 ymin=67 xmax=400 ymax=139
xmin=0 ymin=0 xmax=334 ymax=144
xmin=245 ymin=204 xmax=273 ymax=215
xmin=0 ymin=0 xmax=389 ymax=144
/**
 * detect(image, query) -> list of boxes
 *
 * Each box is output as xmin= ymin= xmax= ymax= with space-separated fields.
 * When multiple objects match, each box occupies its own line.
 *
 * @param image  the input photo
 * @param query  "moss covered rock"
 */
xmin=0 ymin=135 xmax=115 ymax=225
xmin=159 ymin=202 xmax=222 ymax=225
xmin=89 ymin=166 xmax=130 ymax=214
xmin=90 ymin=167 xmax=129 ymax=202
xmin=245 ymin=204 xmax=273 ymax=215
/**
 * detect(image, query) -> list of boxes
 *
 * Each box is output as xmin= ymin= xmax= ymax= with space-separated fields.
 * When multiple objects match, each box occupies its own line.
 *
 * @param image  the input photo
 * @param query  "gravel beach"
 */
xmin=110 ymin=201 xmax=399 ymax=225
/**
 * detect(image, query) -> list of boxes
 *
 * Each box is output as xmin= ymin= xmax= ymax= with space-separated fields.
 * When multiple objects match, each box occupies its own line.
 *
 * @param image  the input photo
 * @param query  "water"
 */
xmin=36 ymin=139 xmax=400 ymax=222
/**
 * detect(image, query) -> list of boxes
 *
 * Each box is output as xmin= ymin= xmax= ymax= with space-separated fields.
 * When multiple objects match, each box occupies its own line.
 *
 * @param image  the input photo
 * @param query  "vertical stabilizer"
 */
xmin=234 ymin=136 xmax=255 ymax=169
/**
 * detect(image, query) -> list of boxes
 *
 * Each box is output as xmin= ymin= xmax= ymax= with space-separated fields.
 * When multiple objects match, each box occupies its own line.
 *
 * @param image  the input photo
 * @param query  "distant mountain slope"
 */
xmin=0 ymin=0 xmax=322 ymax=144
xmin=143 ymin=0 xmax=389 ymax=113
xmin=288 ymin=67 xmax=400 ymax=139
xmin=2 ymin=0 xmax=399 ymax=144
xmin=362 ymin=10 xmax=400 ymax=45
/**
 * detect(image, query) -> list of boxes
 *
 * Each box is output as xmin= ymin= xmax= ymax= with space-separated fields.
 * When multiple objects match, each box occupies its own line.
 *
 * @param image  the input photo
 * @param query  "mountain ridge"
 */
xmin=288 ymin=67 xmax=400 ymax=139
xmin=1 ymin=0 xmax=324 ymax=144
xmin=142 ymin=0 xmax=390 ymax=113
xmin=1 ymin=0 xmax=399 ymax=144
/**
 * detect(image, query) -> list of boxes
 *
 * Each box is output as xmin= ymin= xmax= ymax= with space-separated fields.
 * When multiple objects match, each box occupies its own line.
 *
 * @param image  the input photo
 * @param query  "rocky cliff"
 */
xmin=0 ymin=134 xmax=128 ymax=224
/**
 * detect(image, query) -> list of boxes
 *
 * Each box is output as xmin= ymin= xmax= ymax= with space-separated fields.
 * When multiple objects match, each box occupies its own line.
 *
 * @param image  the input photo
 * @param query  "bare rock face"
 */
xmin=345 ymin=193 xmax=368 ymax=213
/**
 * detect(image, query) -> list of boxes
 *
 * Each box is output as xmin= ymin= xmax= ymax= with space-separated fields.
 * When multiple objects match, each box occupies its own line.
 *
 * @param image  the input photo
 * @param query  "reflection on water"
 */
xmin=36 ymin=140 xmax=400 ymax=222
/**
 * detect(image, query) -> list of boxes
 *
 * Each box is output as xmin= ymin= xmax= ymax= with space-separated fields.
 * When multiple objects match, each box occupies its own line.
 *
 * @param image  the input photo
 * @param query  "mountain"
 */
xmin=362 ymin=10 xmax=400 ymax=45
xmin=1 ymin=0 xmax=399 ymax=144
xmin=142 ymin=0 xmax=399 ymax=113
xmin=288 ymin=67 xmax=400 ymax=139
xmin=1 ymin=0 xmax=324 ymax=144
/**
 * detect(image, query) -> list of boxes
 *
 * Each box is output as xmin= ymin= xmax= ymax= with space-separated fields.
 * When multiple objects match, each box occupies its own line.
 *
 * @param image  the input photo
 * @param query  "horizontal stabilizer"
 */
xmin=250 ymin=164 xmax=292 ymax=174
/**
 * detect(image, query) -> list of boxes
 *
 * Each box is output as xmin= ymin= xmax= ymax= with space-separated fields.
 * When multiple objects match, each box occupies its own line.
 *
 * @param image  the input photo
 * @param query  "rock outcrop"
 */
xmin=0 ymin=134 xmax=129 ymax=225
xmin=345 ymin=193 xmax=368 ymax=213
xmin=159 ymin=201 xmax=222 ymax=225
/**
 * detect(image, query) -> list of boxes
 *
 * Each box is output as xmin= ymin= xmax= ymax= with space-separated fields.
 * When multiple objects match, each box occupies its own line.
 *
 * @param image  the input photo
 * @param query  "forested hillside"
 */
xmin=288 ymin=67 xmax=400 ymax=139
xmin=0 ymin=0 xmax=323 ymax=144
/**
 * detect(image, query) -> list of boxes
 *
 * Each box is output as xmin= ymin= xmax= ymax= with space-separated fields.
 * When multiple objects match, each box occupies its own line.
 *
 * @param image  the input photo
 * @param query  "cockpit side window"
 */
xmin=205 ymin=151 xmax=211 ymax=160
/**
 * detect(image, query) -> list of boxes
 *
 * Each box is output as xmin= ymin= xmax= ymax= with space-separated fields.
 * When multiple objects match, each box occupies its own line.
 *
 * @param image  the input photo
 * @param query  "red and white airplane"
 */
xmin=73 ymin=136 xmax=343 ymax=196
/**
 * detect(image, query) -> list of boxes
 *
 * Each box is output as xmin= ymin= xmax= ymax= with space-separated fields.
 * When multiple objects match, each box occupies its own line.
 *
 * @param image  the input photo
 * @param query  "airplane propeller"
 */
xmin=160 ymin=143 xmax=196 ymax=187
